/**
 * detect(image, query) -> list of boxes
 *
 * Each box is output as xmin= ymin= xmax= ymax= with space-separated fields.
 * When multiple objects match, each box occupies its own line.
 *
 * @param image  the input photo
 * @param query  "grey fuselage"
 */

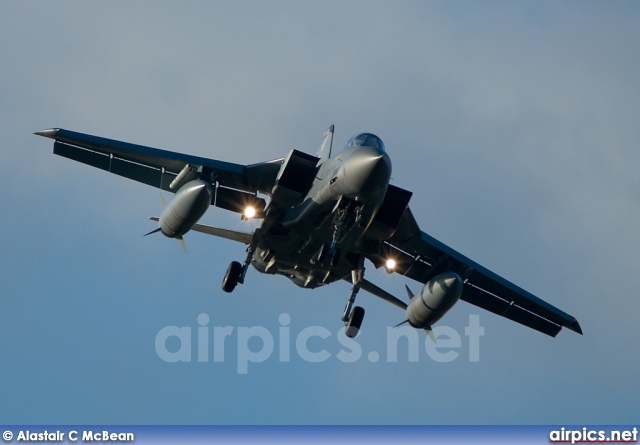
xmin=251 ymin=142 xmax=392 ymax=289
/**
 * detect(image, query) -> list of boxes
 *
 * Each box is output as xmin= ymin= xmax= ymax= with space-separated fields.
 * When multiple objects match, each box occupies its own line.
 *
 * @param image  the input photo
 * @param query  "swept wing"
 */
xmin=35 ymin=128 xmax=282 ymax=195
xmin=363 ymin=206 xmax=582 ymax=337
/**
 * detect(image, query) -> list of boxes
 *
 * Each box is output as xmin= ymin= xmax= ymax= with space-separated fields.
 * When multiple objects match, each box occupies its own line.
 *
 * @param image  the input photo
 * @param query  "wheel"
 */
xmin=222 ymin=261 xmax=242 ymax=293
xmin=345 ymin=306 xmax=365 ymax=338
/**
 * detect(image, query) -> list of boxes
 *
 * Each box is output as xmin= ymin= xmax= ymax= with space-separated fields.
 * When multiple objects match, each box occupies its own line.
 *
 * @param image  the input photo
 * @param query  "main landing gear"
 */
xmin=221 ymin=228 xmax=367 ymax=339
xmin=221 ymin=234 xmax=258 ymax=293
xmin=342 ymin=256 xmax=366 ymax=338
xmin=222 ymin=261 xmax=242 ymax=293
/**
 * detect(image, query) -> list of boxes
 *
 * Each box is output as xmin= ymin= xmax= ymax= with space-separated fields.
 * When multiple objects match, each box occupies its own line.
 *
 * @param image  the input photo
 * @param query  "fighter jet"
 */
xmin=35 ymin=126 xmax=582 ymax=339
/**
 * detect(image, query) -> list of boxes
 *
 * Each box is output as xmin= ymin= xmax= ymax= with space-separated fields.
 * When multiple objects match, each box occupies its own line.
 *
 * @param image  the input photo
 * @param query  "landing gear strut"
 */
xmin=221 ymin=230 xmax=260 ymax=293
xmin=328 ymin=202 xmax=362 ymax=258
xmin=238 ymin=238 xmax=257 ymax=285
xmin=329 ymin=207 xmax=347 ymax=258
xmin=342 ymin=256 xmax=366 ymax=338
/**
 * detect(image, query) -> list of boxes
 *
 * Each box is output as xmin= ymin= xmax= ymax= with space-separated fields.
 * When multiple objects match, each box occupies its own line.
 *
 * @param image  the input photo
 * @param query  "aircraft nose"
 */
xmin=343 ymin=146 xmax=392 ymax=193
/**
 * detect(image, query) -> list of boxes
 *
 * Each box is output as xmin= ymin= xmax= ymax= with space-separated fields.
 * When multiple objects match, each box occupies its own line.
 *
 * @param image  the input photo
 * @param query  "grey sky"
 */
xmin=1 ymin=1 xmax=639 ymax=424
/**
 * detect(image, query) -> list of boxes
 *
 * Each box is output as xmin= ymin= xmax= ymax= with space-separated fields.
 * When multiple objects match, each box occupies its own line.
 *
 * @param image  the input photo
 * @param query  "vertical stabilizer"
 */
xmin=316 ymin=125 xmax=334 ymax=163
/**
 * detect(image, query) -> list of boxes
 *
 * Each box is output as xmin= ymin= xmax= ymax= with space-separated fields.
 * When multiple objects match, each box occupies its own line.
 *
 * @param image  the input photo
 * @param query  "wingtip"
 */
xmin=34 ymin=128 xmax=59 ymax=138
xmin=572 ymin=318 xmax=583 ymax=335
xmin=560 ymin=318 xmax=582 ymax=336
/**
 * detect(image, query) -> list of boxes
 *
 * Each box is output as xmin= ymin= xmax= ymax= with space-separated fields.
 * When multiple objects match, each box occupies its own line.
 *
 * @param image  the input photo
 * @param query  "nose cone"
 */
xmin=171 ymin=180 xmax=213 ymax=216
xmin=343 ymin=146 xmax=392 ymax=194
xmin=423 ymin=272 xmax=463 ymax=311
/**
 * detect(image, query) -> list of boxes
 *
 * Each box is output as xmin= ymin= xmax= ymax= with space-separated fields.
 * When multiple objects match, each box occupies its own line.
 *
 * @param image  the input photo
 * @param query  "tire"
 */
xmin=222 ymin=261 xmax=242 ymax=293
xmin=345 ymin=306 xmax=365 ymax=338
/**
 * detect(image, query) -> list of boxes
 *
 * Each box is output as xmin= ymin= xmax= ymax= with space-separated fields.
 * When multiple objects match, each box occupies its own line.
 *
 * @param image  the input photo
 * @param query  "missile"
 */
xmin=157 ymin=179 xmax=213 ymax=238
xmin=406 ymin=272 xmax=463 ymax=332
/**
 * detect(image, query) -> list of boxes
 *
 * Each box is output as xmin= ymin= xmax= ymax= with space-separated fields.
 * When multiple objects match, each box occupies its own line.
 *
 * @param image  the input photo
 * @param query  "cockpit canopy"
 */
xmin=345 ymin=133 xmax=385 ymax=152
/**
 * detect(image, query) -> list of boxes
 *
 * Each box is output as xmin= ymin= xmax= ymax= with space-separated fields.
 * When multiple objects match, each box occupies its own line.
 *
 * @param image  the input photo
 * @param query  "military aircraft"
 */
xmin=35 ymin=126 xmax=582 ymax=339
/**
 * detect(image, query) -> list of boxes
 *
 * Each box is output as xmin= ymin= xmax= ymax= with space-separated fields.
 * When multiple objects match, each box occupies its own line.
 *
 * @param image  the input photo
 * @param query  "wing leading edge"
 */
xmin=35 ymin=128 xmax=283 ymax=195
xmin=364 ymin=207 xmax=582 ymax=337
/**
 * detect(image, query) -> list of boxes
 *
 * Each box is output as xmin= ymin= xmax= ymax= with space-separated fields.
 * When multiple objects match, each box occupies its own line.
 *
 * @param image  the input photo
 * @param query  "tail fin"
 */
xmin=425 ymin=327 xmax=436 ymax=343
xmin=315 ymin=125 xmax=334 ymax=163
xmin=405 ymin=284 xmax=415 ymax=301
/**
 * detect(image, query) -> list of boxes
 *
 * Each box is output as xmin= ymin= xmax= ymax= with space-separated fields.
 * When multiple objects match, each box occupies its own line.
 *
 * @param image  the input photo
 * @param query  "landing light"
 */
xmin=385 ymin=259 xmax=396 ymax=273
xmin=244 ymin=206 xmax=256 ymax=219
